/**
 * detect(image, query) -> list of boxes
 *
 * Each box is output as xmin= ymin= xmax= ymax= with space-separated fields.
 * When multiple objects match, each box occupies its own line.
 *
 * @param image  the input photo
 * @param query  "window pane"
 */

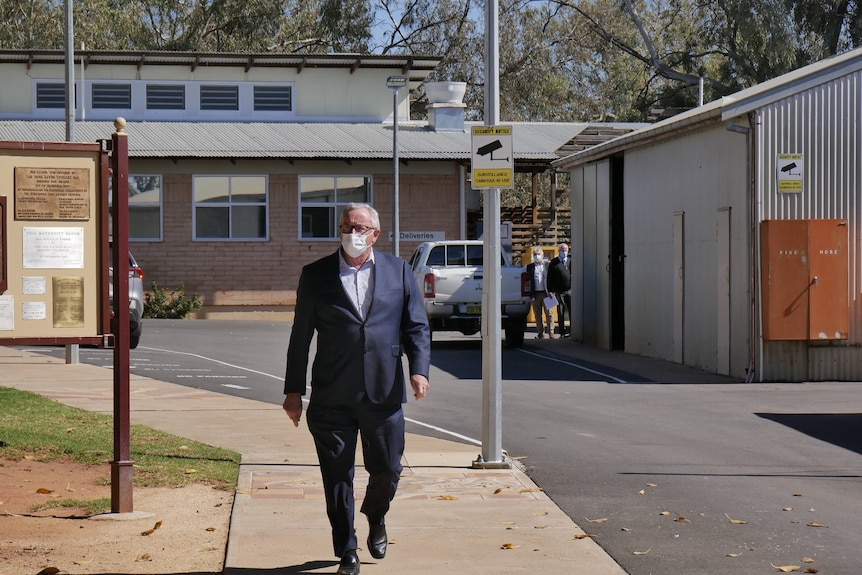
xmin=467 ymin=245 xmax=483 ymax=266
xmin=130 ymin=206 xmax=161 ymax=240
xmin=232 ymin=206 xmax=266 ymax=238
xmin=427 ymin=247 xmax=445 ymax=266
xmin=92 ymin=83 xmax=131 ymax=109
xmin=232 ymin=176 xmax=266 ymax=203
xmin=146 ymin=84 xmax=185 ymax=110
xmin=301 ymin=206 xmax=335 ymax=238
xmin=200 ymin=85 xmax=239 ymax=110
xmin=130 ymin=176 xmax=161 ymax=203
xmin=336 ymin=177 xmax=370 ymax=203
xmin=254 ymin=85 xmax=292 ymax=111
xmin=195 ymin=177 xmax=230 ymax=203
xmin=196 ymin=206 xmax=230 ymax=238
xmin=448 ymin=245 xmax=465 ymax=266
xmin=300 ymin=177 xmax=335 ymax=203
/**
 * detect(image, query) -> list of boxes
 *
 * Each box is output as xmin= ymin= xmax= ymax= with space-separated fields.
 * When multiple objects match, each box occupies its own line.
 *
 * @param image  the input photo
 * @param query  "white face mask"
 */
xmin=342 ymin=232 xmax=370 ymax=258
xmin=560 ymin=251 xmax=568 ymax=261
xmin=533 ymin=254 xmax=543 ymax=263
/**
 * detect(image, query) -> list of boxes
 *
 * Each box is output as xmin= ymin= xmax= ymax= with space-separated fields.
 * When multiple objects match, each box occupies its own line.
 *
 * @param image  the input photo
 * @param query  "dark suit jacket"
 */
xmin=284 ymin=249 xmax=431 ymax=406
xmin=547 ymin=256 xmax=571 ymax=293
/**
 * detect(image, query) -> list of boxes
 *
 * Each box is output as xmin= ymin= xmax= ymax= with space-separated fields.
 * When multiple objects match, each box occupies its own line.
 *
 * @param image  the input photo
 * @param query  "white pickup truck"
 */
xmin=407 ymin=240 xmax=531 ymax=347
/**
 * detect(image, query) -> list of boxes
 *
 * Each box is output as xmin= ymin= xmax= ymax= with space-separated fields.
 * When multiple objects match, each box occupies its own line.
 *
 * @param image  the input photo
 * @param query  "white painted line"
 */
xmin=221 ymin=384 xmax=251 ymax=390
xmin=516 ymin=347 xmax=630 ymax=383
xmin=404 ymin=417 xmax=482 ymax=446
xmin=140 ymin=346 xmax=284 ymax=380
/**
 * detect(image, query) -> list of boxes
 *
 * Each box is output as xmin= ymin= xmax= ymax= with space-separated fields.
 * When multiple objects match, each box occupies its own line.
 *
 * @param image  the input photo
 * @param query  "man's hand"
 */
xmin=410 ymin=374 xmax=430 ymax=400
xmin=282 ymin=393 xmax=303 ymax=427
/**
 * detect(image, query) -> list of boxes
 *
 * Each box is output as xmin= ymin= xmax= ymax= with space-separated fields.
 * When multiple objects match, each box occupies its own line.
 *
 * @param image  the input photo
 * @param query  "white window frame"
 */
xmin=193 ymin=175 xmax=269 ymax=241
xmin=298 ymin=175 xmax=374 ymax=240
xmin=129 ymin=174 xmax=163 ymax=241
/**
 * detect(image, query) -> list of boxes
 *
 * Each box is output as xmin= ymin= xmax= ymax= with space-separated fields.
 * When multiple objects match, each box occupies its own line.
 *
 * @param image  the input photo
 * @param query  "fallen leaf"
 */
xmin=141 ymin=520 xmax=163 ymax=536
xmin=436 ymin=495 xmax=459 ymax=500
xmin=572 ymin=533 xmax=596 ymax=540
xmin=36 ymin=488 xmax=53 ymax=494
xmin=65 ymin=482 xmax=75 ymax=492
xmin=36 ymin=569 xmax=60 ymax=575
xmin=24 ymin=454 xmax=35 ymax=460
xmin=802 ymin=557 xmax=815 ymax=563
xmin=533 ymin=511 xmax=548 ymax=516
xmin=500 ymin=543 xmax=520 ymax=550
xmin=793 ymin=493 xmax=803 ymax=497
xmin=66 ymin=427 xmax=76 ymax=433
xmin=185 ymin=468 xmax=198 ymax=474
xmin=790 ymin=519 xmax=802 ymax=524
xmin=621 ymin=527 xmax=630 ymax=532
xmin=804 ymin=569 xmax=819 ymax=573
xmin=808 ymin=507 xmax=816 ymax=513
xmin=638 ymin=489 xmax=645 ymax=495
xmin=178 ymin=445 xmax=190 ymax=450
xmin=206 ymin=527 xmax=216 ymax=532
xmin=674 ymin=516 xmax=690 ymax=522
xmin=585 ymin=517 xmax=608 ymax=523
xmin=633 ymin=547 xmax=652 ymax=555
xmin=771 ymin=563 xmax=801 ymax=572
xmin=72 ymin=559 xmax=93 ymax=565
xmin=506 ymin=526 xmax=517 ymax=530
xmin=135 ymin=553 xmax=152 ymax=562
xmin=646 ymin=483 xmax=659 ymax=488
xmin=806 ymin=522 xmax=827 ymax=528
xmin=783 ymin=507 xmax=793 ymax=511
xmin=519 ymin=488 xmax=542 ymax=493
xmin=493 ymin=487 xmax=503 ymax=494
xmin=533 ymin=525 xmax=549 ymax=529
xmin=199 ymin=546 xmax=219 ymax=552
xmin=659 ymin=511 xmax=671 ymax=516
xmin=727 ymin=553 xmax=743 ymax=558
xmin=725 ymin=513 xmax=747 ymax=524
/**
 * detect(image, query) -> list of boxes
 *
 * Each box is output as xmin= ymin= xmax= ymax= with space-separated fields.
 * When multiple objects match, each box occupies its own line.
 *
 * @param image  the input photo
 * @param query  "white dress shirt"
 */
xmin=339 ymin=249 xmax=376 ymax=319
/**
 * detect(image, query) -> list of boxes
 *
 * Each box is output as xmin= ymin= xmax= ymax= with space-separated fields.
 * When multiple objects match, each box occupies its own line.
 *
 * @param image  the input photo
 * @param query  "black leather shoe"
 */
xmin=367 ymin=521 xmax=388 ymax=559
xmin=336 ymin=549 xmax=360 ymax=575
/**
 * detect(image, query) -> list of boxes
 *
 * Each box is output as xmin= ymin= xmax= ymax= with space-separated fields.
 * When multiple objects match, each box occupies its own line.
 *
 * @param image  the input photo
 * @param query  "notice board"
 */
xmin=0 ymin=142 xmax=108 ymax=344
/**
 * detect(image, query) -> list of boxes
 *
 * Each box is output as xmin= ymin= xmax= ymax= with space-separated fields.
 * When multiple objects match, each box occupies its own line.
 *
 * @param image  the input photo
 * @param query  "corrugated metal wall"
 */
xmin=755 ymin=71 xmax=862 ymax=381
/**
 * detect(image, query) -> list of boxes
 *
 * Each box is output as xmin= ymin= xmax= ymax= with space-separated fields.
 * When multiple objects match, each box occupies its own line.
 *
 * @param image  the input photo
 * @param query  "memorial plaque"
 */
xmin=14 ymin=167 xmax=91 ymax=221
xmin=52 ymin=276 xmax=85 ymax=328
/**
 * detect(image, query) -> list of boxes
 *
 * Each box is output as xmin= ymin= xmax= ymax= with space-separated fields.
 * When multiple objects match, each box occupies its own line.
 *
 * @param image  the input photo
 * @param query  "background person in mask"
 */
xmin=526 ymin=246 xmax=556 ymax=339
xmin=547 ymin=243 xmax=572 ymax=337
xmin=283 ymin=203 xmax=431 ymax=575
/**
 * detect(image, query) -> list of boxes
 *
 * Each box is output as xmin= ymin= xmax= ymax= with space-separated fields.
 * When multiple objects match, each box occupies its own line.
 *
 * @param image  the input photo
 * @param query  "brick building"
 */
xmin=0 ymin=50 xmax=624 ymax=314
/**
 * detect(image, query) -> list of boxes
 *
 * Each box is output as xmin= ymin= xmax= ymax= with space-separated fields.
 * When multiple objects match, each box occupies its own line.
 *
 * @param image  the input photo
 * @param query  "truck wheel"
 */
xmin=504 ymin=323 xmax=525 ymax=348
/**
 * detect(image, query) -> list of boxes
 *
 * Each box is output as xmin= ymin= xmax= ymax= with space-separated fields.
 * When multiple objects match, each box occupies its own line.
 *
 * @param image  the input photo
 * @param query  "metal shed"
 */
xmin=554 ymin=48 xmax=862 ymax=382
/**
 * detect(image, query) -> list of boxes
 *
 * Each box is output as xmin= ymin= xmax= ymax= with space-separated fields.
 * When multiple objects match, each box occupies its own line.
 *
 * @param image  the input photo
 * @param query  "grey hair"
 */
xmin=341 ymin=203 xmax=380 ymax=229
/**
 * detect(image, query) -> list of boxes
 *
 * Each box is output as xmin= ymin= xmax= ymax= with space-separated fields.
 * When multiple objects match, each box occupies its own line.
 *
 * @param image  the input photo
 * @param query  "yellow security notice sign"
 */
xmin=471 ymin=126 xmax=514 ymax=189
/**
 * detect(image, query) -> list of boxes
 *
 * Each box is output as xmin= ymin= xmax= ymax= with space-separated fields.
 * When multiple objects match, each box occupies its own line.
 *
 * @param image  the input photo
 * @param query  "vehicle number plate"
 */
xmin=466 ymin=305 xmax=481 ymax=314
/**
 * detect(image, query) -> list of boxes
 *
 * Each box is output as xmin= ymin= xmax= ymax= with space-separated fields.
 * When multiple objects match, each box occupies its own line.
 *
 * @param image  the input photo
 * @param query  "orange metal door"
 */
xmin=761 ymin=220 xmax=809 ymax=340
xmin=808 ymin=219 xmax=849 ymax=340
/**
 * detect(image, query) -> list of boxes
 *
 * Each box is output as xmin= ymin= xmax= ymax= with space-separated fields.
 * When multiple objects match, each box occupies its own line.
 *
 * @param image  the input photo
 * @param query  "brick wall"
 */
xmin=130 ymin=166 xmax=464 ymax=307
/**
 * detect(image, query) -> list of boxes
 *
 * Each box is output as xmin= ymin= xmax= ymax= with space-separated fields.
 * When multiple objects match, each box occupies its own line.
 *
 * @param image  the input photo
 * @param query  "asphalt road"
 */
xmin=23 ymin=319 xmax=862 ymax=574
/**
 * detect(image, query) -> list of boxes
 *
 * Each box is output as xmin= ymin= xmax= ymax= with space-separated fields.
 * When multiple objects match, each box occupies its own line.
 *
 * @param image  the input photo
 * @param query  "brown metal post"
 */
xmin=110 ymin=118 xmax=133 ymax=513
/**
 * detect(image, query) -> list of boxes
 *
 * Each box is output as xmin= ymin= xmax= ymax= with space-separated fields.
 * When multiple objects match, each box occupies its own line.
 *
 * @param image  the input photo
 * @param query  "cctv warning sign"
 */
xmin=472 ymin=126 xmax=513 ymax=189
xmin=777 ymin=153 xmax=803 ymax=193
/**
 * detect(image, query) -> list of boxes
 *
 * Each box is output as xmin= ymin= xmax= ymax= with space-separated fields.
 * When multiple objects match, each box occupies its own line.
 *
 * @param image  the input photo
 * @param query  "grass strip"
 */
xmin=0 ymin=386 xmax=240 ymax=489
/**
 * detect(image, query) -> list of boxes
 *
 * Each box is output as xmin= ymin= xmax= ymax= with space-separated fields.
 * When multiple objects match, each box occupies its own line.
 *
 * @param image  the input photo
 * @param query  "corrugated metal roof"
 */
xmin=554 ymin=47 xmax=862 ymax=169
xmin=0 ymin=120 xmax=611 ymax=162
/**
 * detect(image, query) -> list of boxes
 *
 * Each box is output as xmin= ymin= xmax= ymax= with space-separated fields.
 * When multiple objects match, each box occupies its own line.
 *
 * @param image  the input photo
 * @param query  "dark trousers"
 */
xmin=306 ymin=401 xmax=405 ymax=557
xmin=556 ymin=292 xmax=572 ymax=334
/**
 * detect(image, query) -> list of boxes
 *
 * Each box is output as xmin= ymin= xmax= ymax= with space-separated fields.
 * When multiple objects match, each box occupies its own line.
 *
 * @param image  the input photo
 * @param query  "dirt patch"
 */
xmin=0 ymin=458 xmax=233 ymax=575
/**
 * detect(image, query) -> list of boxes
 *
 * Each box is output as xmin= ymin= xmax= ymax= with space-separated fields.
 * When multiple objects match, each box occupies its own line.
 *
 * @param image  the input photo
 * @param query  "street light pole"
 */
xmin=386 ymin=75 xmax=408 ymax=257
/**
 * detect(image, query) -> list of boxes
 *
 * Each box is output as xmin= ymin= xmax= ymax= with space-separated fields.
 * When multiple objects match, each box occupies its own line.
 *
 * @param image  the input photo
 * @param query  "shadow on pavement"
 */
xmin=757 ymin=412 xmax=862 ymax=455
xmin=224 ymin=562 xmax=338 ymax=574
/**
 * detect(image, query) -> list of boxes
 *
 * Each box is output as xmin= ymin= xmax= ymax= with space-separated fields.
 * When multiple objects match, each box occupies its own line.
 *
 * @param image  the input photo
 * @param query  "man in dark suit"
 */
xmin=283 ymin=203 xmax=431 ymax=575
xmin=547 ymin=243 xmax=572 ymax=337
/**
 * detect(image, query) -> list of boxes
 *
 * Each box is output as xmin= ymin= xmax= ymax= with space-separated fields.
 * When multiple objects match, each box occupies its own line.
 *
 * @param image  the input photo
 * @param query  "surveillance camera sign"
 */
xmin=471 ymin=126 xmax=513 ymax=189
xmin=777 ymin=153 xmax=803 ymax=193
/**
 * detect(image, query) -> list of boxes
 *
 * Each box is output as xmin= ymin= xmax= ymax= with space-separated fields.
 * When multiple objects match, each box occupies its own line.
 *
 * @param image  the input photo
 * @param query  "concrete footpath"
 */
xmin=0 ymin=343 xmax=633 ymax=575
